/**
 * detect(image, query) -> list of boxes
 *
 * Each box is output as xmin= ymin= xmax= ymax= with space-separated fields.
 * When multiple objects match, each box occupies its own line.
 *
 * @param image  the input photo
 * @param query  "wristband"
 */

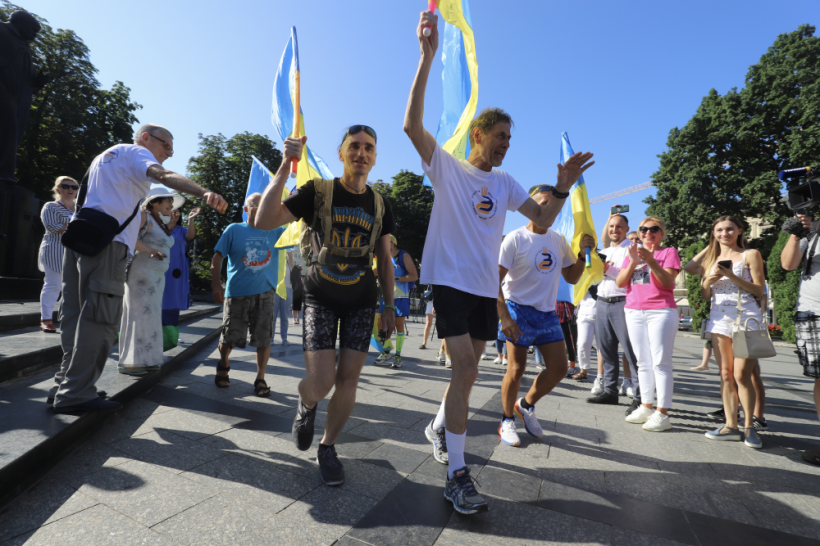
xmin=551 ymin=187 xmax=570 ymax=199
xmin=383 ymin=304 xmax=396 ymax=312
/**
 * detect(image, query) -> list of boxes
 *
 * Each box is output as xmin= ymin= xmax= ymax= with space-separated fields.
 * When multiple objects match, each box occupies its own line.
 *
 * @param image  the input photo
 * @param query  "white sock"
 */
xmin=433 ymin=398 xmax=447 ymax=430
xmin=445 ymin=429 xmax=467 ymax=479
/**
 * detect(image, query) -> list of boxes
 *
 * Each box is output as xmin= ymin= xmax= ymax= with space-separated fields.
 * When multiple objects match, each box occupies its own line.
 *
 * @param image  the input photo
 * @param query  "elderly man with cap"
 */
xmin=48 ymin=124 xmax=228 ymax=413
xmin=373 ymin=234 xmax=418 ymax=368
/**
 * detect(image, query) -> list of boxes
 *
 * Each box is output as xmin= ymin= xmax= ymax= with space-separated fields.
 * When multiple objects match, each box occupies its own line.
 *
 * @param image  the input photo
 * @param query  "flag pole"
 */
xmin=290 ymin=27 xmax=300 ymax=178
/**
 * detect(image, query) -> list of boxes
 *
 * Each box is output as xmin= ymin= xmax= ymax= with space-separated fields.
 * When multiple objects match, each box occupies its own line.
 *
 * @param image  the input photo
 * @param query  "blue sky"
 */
xmin=24 ymin=0 xmax=817 ymax=238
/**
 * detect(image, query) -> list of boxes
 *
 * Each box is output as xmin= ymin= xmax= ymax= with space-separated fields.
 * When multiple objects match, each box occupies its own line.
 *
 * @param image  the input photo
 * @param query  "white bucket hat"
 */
xmin=142 ymin=187 xmax=186 ymax=211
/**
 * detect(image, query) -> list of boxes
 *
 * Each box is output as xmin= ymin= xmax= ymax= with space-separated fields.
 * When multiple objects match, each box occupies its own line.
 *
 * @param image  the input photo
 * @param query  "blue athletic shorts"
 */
xmin=379 ymin=298 xmax=410 ymax=317
xmin=502 ymin=301 xmax=564 ymax=348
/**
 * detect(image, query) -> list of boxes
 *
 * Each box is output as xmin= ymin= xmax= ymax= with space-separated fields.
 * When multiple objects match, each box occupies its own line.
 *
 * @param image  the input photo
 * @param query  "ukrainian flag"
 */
xmin=271 ymin=26 xmax=333 ymax=247
xmin=554 ymin=132 xmax=603 ymax=305
xmin=427 ymin=0 xmax=479 ymax=181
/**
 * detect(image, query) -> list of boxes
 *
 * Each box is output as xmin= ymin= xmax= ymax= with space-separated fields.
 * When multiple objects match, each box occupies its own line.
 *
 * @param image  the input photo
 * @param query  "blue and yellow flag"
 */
xmin=271 ymin=26 xmax=333 ymax=247
xmin=554 ymin=132 xmax=603 ymax=305
xmin=426 ymin=0 xmax=478 ymax=183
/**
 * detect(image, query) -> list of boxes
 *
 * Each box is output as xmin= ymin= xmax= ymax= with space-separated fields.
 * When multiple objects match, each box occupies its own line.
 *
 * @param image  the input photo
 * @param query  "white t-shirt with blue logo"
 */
xmin=214 ymin=223 xmax=285 ymax=298
xmin=421 ymin=144 xmax=530 ymax=298
xmin=499 ymin=226 xmax=575 ymax=312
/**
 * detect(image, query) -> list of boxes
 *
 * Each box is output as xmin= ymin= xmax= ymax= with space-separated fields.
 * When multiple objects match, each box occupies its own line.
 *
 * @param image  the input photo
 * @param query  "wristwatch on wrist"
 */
xmin=552 ymin=187 xmax=570 ymax=199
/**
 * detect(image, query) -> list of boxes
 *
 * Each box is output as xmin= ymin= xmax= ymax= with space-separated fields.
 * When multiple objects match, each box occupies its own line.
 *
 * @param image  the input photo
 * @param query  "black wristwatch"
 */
xmin=552 ymin=187 xmax=570 ymax=199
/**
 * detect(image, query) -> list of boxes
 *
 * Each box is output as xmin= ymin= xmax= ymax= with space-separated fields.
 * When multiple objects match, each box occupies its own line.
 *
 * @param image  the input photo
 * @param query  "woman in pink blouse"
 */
xmin=616 ymin=216 xmax=681 ymax=432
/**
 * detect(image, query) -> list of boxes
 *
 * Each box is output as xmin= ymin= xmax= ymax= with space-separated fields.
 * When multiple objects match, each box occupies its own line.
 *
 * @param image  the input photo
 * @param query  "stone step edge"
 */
xmin=0 ymin=306 xmax=221 ymax=384
xmin=0 ymin=313 xmax=221 ymax=511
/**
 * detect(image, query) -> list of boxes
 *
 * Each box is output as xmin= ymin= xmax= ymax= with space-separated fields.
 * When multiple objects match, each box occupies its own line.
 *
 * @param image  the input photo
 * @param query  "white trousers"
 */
xmin=40 ymin=263 xmax=62 ymax=320
xmin=624 ymin=308 xmax=678 ymax=409
xmin=576 ymin=314 xmax=597 ymax=370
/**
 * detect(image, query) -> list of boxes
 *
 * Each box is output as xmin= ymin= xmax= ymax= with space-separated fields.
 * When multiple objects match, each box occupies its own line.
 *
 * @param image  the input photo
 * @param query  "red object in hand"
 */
xmin=423 ymin=1 xmax=437 ymax=36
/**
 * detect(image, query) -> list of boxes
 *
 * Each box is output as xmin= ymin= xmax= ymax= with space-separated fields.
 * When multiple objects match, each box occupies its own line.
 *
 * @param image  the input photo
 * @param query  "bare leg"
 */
xmin=524 ymin=342 xmax=568 ymax=407
xmin=693 ymin=345 xmax=712 ymax=371
xmin=444 ymin=334 xmax=485 ymax=434
xmin=298 ymin=349 xmax=336 ymax=409
xmin=320 ymin=348 xmax=367 ymax=445
xmin=217 ymin=344 xmax=232 ymax=384
xmin=751 ymin=360 xmax=765 ymax=419
xmin=422 ymin=314 xmax=433 ymax=347
xmin=714 ymin=334 xmax=748 ymax=429
xmin=501 ymin=343 xmax=528 ymax=417
xmin=256 ymin=346 xmax=270 ymax=380
xmin=734 ymin=357 xmax=757 ymax=430
xmin=597 ymin=348 xmax=604 ymax=375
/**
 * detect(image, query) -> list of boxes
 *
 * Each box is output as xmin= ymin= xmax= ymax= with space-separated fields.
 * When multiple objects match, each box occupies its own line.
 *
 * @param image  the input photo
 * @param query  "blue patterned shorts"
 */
xmin=503 ymin=301 xmax=564 ymax=348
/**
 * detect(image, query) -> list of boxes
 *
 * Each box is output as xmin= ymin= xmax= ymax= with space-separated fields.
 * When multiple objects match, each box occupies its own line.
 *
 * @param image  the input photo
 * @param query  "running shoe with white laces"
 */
xmin=444 ymin=466 xmax=488 ymax=515
xmin=514 ymin=398 xmax=544 ymax=438
xmin=425 ymin=420 xmax=448 ymax=464
xmin=445 ymin=358 xmax=452 ymax=368
xmin=625 ymin=405 xmax=654 ymax=424
xmin=374 ymin=351 xmax=391 ymax=365
xmin=590 ymin=376 xmax=604 ymax=395
xmin=642 ymin=411 xmax=672 ymax=432
xmin=438 ymin=352 xmax=446 ymax=365
xmin=498 ymin=418 xmax=520 ymax=446
xmin=391 ymin=354 xmax=402 ymax=369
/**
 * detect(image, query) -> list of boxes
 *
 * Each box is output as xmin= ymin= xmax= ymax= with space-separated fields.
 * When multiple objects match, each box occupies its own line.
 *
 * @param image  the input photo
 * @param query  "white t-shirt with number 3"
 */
xmin=421 ymin=143 xmax=530 ymax=298
xmin=499 ymin=226 xmax=576 ymax=312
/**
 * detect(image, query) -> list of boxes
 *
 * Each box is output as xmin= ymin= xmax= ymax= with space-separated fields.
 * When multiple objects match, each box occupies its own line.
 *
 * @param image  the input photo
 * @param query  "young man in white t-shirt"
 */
xmin=498 ymin=187 xmax=594 ymax=446
xmin=404 ymin=11 xmax=595 ymax=515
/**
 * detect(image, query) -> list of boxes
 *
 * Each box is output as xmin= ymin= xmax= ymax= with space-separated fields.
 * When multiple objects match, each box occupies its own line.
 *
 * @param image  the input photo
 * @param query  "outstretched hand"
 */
xmin=203 ymin=192 xmax=228 ymax=214
xmin=417 ymin=10 xmax=439 ymax=59
xmin=556 ymin=151 xmax=595 ymax=192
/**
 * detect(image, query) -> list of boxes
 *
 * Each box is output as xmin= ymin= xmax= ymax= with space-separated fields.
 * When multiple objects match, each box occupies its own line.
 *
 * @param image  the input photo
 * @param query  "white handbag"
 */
xmin=731 ymin=253 xmax=776 ymax=359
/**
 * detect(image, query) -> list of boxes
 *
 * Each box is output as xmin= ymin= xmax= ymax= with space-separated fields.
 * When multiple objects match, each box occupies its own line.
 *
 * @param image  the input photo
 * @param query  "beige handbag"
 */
xmin=731 ymin=253 xmax=777 ymax=359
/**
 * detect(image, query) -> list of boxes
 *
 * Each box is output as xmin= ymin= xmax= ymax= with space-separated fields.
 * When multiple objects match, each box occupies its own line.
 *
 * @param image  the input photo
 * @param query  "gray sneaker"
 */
xmin=425 ymin=420 xmax=448 ymax=464
xmin=374 ymin=351 xmax=391 ymax=365
xmin=444 ymin=466 xmax=488 ymax=515
xmin=391 ymin=354 xmax=403 ymax=369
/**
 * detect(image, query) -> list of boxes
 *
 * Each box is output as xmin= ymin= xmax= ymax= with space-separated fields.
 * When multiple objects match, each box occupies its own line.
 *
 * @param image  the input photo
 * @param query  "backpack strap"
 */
xmin=366 ymin=191 xmax=385 ymax=264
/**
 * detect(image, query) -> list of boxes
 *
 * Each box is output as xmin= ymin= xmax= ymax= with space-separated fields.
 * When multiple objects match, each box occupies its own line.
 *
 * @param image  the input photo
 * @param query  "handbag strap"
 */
xmin=735 ymin=252 xmax=747 ymax=328
xmin=77 ymin=157 xmax=140 ymax=234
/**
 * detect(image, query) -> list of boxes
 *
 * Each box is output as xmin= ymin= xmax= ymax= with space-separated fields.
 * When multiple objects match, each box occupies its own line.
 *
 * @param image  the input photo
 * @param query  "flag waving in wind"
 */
xmin=553 ymin=132 xmax=603 ymax=305
xmin=271 ymin=26 xmax=333 ymax=247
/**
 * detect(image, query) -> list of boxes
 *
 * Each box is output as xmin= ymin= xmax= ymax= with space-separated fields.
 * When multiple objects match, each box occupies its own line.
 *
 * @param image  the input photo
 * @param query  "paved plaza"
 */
xmin=1 ymin=325 xmax=820 ymax=545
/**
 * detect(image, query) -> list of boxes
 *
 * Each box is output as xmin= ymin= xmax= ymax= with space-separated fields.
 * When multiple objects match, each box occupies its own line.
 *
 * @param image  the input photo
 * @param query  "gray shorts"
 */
xmin=220 ymin=289 xmax=275 ymax=348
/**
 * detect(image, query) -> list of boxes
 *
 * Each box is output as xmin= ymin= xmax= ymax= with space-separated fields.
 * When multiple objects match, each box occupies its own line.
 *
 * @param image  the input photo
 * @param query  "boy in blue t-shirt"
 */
xmin=211 ymin=192 xmax=285 ymax=397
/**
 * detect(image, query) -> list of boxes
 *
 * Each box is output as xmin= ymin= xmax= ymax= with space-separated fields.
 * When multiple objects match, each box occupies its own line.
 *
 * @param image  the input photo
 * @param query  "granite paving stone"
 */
xmin=0 ymin=482 xmax=98 ymax=543
xmin=278 ymin=486 xmax=378 ymax=539
xmin=108 ymin=429 xmax=227 ymax=474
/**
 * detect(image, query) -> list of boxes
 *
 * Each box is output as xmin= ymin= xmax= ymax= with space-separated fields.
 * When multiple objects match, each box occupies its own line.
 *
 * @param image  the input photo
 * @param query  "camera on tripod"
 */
xmin=780 ymin=166 xmax=820 ymax=213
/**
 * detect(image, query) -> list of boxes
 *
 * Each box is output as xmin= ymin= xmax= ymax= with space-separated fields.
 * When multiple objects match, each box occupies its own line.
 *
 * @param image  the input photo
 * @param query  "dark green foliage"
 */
xmin=185 ymin=133 xmax=282 ymax=290
xmin=768 ymin=231 xmax=801 ymax=343
xmin=683 ymin=240 xmax=709 ymax=332
xmin=1 ymin=2 xmax=141 ymax=199
xmin=645 ymin=25 xmax=820 ymax=256
xmin=371 ymin=171 xmax=434 ymax=271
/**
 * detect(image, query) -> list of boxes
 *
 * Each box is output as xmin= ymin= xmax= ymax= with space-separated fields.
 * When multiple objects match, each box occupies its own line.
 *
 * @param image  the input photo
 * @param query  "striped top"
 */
xmin=38 ymin=201 xmax=73 ymax=273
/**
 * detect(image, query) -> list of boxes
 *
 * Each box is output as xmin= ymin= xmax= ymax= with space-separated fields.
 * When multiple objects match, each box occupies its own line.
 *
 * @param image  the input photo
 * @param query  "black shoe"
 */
xmin=292 ymin=397 xmax=317 ymax=451
xmin=47 ymin=390 xmax=107 ymax=405
xmin=586 ymin=392 xmax=619 ymax=405
xmin=753 ymin=416 xmax=768 ymax=431
xmin=625 ymin=399 xmax=641 ymax=416
xmin=708 ymin=407 xmax=726 ymax=419
xmin=316 ymin=444 xmax=345 ymax=486
xmin=52 ymin=397 xmax=122 ymax=414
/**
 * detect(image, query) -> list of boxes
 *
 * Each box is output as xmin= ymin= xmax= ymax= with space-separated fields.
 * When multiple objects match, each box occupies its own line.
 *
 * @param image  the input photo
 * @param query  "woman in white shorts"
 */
xmin=421 ymin=287 xmax=435 ymax=349
xmin=700 ymin=215 xmax=766 ymax=448
xmin=573 ymin=285 xmax=598 ymax=381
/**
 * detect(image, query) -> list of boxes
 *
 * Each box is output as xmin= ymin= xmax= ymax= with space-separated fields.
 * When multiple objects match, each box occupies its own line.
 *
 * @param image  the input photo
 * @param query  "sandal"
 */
xmin=254 ymin=378 xmax=270 ymax=397
xmin=572 ymin=370 xmax=588 ymax=381
xmin=214 ymin=363 xmax=230 ymax=388
xmin=802 ymin=446 xmax=820 ymax=466
xmin=40 ymin=320 xmax=57 ymax=333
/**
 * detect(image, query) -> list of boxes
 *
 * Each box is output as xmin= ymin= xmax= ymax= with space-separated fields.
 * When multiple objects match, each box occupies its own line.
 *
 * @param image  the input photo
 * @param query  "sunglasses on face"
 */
xmin=343 ymin=124 xmax=377 ymax=144
xmin=639 ymin=226 xmax=662 ymax=234
xmin=149 ymin=133 xmax=174 ymax=155
xmin=60 ymin=184 xmax=79 ymax=191
xmin=530 ymin=184 xmax=554 ymax=196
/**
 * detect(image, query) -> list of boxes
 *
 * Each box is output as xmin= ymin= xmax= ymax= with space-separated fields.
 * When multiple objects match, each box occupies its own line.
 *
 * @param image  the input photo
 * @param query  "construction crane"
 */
xmin=589 ymin=181 xmax=653 ymax=204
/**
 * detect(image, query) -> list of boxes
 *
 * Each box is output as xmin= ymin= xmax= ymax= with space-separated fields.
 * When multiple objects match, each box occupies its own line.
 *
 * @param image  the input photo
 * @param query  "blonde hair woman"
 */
xmin=37 ymin=176 xmax=78 ymax=332
xmin=616 ymin=216 xmax=681 ymax=432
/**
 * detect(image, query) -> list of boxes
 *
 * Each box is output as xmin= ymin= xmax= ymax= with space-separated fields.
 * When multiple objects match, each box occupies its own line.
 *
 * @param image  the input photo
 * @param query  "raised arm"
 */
xmin=516 ymin=152 xmax=595 ymax=230
xmin=684 ymin=246 xmax=708 ymax=275
xmin=185 ymin=208 xmax=201 ymax=241
xmin=255 ymin=137 xmax=303 ymax=231
xmin=402 ymin=10 xmax=439 ymax=167
xmin=146 ymin=166 xmax=228 ymax=214
xmin=782 ymin=214 xmax=812 ymax=271
xmin=562 ymin=235 xmax=595 ymax=285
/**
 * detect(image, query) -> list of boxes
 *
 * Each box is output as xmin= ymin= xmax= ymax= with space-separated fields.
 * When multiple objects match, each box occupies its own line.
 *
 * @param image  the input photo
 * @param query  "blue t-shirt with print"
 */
xmin=214 ymin=223 xmax=285 ymax=298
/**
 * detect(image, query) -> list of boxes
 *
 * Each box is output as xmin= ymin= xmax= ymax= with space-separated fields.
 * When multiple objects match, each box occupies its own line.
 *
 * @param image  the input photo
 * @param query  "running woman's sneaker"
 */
xmin=514 ymin=397 xmax=544 ymax=438
xmin=425 ymin=420 xmax=449 ymax=464
xmin=374 ymin=351 xmax=391 ymax=365
xmin=391 ymin=354 xmax=403 ymax=369
xmin=292 ymin=397 xmax=317 ymax=451
xmin=642 ymin=411 xmax=672 ymax=432
xmin=438 ymin=352 xmax=446 ymax=365
xmin=753 ymin=416 xmax=768 ymax=431
xmin=445 ymin=358 xmax=452 ymax=368
xmin=316 ymin=444 xmax=345 ymax=485
xmin=625 ymin=378 xmax=635 ymax=398
xmin=444 ymin=466 xmax=488 ymax=515
xmin=481 ymin=353 xmax=492 ymax=360
xmin=590 ymin=376 xmax=604 ymax=395
xmin=493 ymin=356 xmax=503 ymax=365
xmin=498 ymin=418 xmax=521 ymax=446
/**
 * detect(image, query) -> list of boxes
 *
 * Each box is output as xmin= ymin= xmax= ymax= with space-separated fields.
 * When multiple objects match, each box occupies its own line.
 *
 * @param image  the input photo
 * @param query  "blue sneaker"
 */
xmin=444 ymin=466 xmax=488 ymax=515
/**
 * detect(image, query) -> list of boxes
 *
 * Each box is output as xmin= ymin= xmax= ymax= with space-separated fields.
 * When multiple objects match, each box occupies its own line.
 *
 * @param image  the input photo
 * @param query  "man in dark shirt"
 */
xmin=256 ymin=126 xmax=395 ymax=486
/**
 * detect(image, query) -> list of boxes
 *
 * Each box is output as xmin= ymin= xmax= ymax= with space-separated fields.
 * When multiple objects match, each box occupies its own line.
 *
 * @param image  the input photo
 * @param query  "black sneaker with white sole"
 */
xmin=317 ymin=444 xmax=345 ymax=485
xmin=292 ymin=397 xmax=317 ymax=451
xmin=625 ymin=399 xmax=641 ymax=416
xmin=753 ymin=416 xmax=768 ymax=431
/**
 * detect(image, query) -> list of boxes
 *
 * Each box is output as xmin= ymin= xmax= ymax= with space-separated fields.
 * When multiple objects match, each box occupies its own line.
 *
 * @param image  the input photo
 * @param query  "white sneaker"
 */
xmin=642 ymin=411 xmax=672 ymax=432
xmin=625 ymin=379 xmax=635 ymax=399
xmin=498 ymin=418 xmax=520 ymax=446
xmin=481 ymin=353 xmax=492 ymax=360
xmin=445 ymin=358 xmax=452 ymax=368
xmin=514 ymin=398 xmax=544 ymax=438
xmin=618 ymin=380 xmax=627 ymax=396
xmin=438 ymin=352 xmax=446 ymax=364
xmin=591 ymin=376 xmax=604 ymax=395
xmin=566 ymin=367 xmax=577 ymax=377
xmin=502 ymin=357 xmax=508 ymax=367
xmin=625 ymin=405 xmax=655 ymax=424
xmin=493 ymin=357 xmax=502 ymax=365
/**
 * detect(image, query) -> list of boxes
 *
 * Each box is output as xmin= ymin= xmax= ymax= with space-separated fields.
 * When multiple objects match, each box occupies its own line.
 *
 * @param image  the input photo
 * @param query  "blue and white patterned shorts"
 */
xmin=503 ymin=301 xmax=564 ymax=348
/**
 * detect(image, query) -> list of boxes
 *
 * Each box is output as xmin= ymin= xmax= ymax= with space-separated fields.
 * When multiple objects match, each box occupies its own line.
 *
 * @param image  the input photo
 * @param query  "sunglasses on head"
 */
xmin=60 ymin=183 xmax=79 ymax=191
xmin=639 ymin=226 xmax=662 ymax=234
xmin=530 ymin=184 xmax=554 ymax=196
xmin=343 ymin=124 xmax=377 ymax=144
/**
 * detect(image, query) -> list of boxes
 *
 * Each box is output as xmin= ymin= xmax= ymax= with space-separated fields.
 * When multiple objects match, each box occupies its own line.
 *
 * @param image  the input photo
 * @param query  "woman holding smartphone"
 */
xmin=699 ymin=216 xmax=765 ymax=448
xmin=616 ymin=217 xmax=680 ymax=432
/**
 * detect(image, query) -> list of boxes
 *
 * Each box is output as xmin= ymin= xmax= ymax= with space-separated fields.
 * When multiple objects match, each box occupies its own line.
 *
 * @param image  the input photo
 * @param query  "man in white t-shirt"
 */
xmin=497 ymin=186 xmax=594 ymax=447
xmin=49 ymin=124 xmax=228 ymax=414
xmin=404 ymin=11 xmax=595 ymax=515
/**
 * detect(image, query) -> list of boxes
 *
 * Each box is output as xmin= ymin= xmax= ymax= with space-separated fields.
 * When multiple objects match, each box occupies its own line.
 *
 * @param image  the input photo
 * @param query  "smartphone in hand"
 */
xmin=611 ymin=204 xmax=630 ymax=215
xmin=717 ymin=260 xmax=733 ymax=269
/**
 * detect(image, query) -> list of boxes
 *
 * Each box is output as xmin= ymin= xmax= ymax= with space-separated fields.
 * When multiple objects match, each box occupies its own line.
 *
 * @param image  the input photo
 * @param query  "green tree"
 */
xmin=372 ymin=170 xmax=434 ymax=271
xmin=1 ymin=2 xmax=141 ymax=199
xmin=645 ymin=25 xmax=820 ymax=255
xmin=683 ymin=240 xmax=709 ymax=332
xmin=185 ymin=132 xmax=283 ymax=290
xmin=768 ymin=231 xmax=801 ymax=343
